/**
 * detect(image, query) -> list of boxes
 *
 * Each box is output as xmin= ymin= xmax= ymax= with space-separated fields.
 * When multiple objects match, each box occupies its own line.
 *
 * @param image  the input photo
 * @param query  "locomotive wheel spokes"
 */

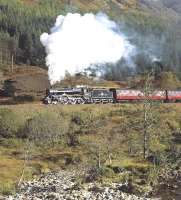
xmin=77 ymin=98 xmax=84 ymax=104
xmin=75 ymin=99 xmax=79 ymax=104
xmin=81 ymin=99 xmax=85 ymax=104
xmin=71 ymin=99 xmax=77 ymax=105
xmin=78 ymin=98 xmax=84 ymax=104
xmin=62 ymin=96 xmax=69 ymax=104
xmin=64 ymin=100 xmax=69 ymax=104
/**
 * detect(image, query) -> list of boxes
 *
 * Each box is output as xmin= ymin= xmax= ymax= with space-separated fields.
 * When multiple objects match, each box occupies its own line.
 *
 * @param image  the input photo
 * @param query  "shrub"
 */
xmin=67 ymin=125 xmax=80 ymax=147
xmin=70 ymin=111 xmax=106 ymax=134
xmin=66 ymin=111 xmax=101 ymax=146
xmin=13 ymin=95 xmax=35 ymax=103
xmin=0 ymin=108 xmax=22 ymax=138
xmin=85 ymin=166 xmax=114 ymax=182
xmin=22 ymin=111 xmax=69 ymax=146
xmin=0 ymin=182 xmax=15 ymax=196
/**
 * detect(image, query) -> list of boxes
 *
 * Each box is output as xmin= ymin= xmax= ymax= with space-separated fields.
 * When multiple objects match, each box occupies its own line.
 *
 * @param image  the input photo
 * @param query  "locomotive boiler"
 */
xmin=44 ymin=88 xmax=87 ymax=104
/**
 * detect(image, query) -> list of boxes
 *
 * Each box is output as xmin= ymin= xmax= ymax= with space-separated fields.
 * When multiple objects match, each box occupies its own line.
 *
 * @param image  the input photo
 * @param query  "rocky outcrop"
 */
xmin=8 ymin=171 xmax=158 ymax=200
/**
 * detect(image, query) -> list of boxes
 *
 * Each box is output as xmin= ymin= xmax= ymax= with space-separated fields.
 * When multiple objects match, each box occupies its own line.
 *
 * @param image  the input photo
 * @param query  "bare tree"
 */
xmin=118 ymin=70 xmax=159 ymax=159
xmin=142 ymin=72 xmax=154 ymax=159
xmin=17 ymin=139 xmax=32 ymax=187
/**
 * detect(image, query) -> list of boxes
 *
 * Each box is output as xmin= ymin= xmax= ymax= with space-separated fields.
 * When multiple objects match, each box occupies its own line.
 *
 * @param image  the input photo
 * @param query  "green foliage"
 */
xmin=110 ymin=101 xmax=172 ymax=160
xmin=158 ymin=71 xmax=181 ymax=90
xmin=0 ymin=0 xmax=71 ymax=67
xmin=0 ymin=182 xmax=15 ymax=196
xmin=70 ymin=111 xmax=106 ymax=134
xmin=0 ymin=108 xmax=22 ymax=138
xmin=66 ymin=123 xmax=80 ymax=147
xmin=104 ymin=8 xmax=181 ymax=80
xmin=66 ymin=110 xmax=106 ymax=146
xmin=0 ymin=104 xmax=180 ymax=195
xmin=13 ymin=95 xmax=35 ymax=103
xmin=23 ymin=111 xmax=69 ymax=146
xmin=0 ymin=0 xmax=180 ymax=78
xmin=85 ymin=166 xmax=115 ymax=182
xmin=147 ymin=167 xmax=159 ymax=186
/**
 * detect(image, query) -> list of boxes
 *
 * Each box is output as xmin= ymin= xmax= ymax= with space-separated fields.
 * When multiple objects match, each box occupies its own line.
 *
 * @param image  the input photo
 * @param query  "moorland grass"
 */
xmin=0 ymin=103 xmax=180 ymax=194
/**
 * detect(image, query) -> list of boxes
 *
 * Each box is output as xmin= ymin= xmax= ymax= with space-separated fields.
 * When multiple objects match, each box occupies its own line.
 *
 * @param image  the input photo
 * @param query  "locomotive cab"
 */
xmin=90 ymin=88 xmax=114 ymax=104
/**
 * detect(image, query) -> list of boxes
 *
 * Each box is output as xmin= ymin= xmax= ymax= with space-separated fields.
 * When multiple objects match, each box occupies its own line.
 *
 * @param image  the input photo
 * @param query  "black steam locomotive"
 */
xmin=44 ymin=87 xmax=114 ymax=104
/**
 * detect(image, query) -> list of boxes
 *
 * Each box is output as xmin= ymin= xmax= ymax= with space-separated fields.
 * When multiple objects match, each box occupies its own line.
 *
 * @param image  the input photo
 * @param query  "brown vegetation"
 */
xmin=0 ymin=103 xmax=180 ymax=195
xmin=1 ymin=65 xmax=49 ymax=103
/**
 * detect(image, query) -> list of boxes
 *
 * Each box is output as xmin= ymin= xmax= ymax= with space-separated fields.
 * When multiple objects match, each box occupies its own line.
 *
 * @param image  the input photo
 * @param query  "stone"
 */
xmin=4 ymin=171 xmax=158 ymax=200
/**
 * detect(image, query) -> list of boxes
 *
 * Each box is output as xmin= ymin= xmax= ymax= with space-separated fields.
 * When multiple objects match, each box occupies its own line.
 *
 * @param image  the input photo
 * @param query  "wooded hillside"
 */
xmin=0 ymin=0 xmax=180 ymax=80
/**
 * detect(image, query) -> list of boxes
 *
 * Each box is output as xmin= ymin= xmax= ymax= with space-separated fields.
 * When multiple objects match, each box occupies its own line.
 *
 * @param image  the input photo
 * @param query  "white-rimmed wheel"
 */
xmin=70 ymin=98 xmax=77 ymax=105
xmin=46 ymin=98 xmax=52 ymax=104
xmin=76 ymin=98 xmax=84 ymax=104
xmin=52 ymin=100 xmax=58 ymax=105
xmin=62 ymin=96 xmax=69 ymax=104
xmin=80 ymin=98 xmax=85 ymax=104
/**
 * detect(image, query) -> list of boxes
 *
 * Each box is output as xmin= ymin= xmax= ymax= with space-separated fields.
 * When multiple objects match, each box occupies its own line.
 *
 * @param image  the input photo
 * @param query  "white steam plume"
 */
xmin=40 ymin=13 xmax=134 ymax=84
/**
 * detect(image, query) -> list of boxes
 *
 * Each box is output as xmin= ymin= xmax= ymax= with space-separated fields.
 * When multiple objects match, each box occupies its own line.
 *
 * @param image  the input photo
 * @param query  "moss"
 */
xmin=111 ymin=159 xmax=151 ymax=172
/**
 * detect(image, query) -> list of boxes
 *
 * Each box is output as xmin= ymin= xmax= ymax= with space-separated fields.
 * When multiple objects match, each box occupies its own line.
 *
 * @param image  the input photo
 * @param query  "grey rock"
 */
xmin=6 ymin=171 xmax=159 ymax=200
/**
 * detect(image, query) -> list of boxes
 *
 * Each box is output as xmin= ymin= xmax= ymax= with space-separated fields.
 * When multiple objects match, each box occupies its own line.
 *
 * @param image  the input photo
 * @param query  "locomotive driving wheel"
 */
xmin=47 ymin=98 xmax=52 ymax=104
xmin=69 ymin=98 xmax=77 ymax=104
xmin=52 ymin=100 xmax=58 ymax=105
xmin=80 ymin=99 xmax=85 ymax=104
xmin=77 ymin=98 xmax=85 ymax=104
xmin=61 ymin=96 xmax=69 ymax=104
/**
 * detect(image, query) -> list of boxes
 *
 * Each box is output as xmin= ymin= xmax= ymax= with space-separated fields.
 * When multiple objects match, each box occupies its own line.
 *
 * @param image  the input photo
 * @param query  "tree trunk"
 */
xmin=98 ymin=147 xmax=101 ymax=168
xmin=143 ymin=104 xmax=149 ymax=159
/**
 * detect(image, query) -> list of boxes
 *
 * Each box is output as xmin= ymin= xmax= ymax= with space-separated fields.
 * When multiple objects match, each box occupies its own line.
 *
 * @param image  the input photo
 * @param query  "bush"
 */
xmin=0 ymin=182 xmax=15 ymax=196
xmin=0 ymin=108 xmax=22 ymax=138
xmin=70 ymin=111 xmax=106 ymax=134
xmin=22 ymin=111 xmax=69 ymax=146
xmin=66 ymin=111 xmax=103 ymax=146
xmin=13 ymin=95 xmax=35 ymax=103
xmin=85 ymin=166 xmax=115 ymax=182
xmin=67 ymin=124 xmax=80 ymax=147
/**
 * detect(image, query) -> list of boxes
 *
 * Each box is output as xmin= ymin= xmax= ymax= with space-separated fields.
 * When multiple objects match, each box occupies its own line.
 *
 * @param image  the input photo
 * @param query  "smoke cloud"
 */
xmin=40 ymin=13 xmax=134 ymax=84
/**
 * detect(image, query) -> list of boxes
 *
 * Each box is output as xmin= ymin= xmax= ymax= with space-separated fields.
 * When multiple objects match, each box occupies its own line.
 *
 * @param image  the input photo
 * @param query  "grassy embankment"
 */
xmin=0 ymin=103 xmax=180 ymax=195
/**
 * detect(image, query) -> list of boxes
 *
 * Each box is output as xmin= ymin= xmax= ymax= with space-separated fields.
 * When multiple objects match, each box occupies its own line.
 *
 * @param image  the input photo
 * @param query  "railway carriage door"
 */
xmin=110 ymin=88 xmax=117 ymax=102
xmin=165 ymin=90 xmax=169 ymax=102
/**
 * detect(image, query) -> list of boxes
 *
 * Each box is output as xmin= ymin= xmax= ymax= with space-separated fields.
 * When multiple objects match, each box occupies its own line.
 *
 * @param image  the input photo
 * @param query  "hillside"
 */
xmin=138 ymin=0 xmax=181 ymax=22
xmin=0 ymin=0 xmax=180 ymax=97
xmin=4 ymin=66 xmax=49 ymax=97
xmin=151 ymin=0 xmax=181 ymax=13
xmin=0 ymin=0 xmax=180 ymax=68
